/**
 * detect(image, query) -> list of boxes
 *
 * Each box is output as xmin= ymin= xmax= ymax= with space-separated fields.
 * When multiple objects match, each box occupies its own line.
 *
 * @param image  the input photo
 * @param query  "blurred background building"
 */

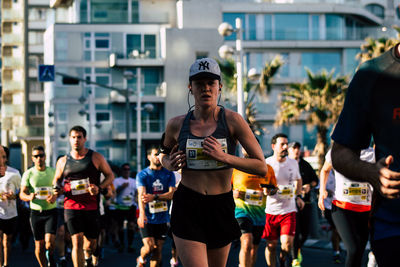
xmin=1 ymin=0 xmax=399 ymax=171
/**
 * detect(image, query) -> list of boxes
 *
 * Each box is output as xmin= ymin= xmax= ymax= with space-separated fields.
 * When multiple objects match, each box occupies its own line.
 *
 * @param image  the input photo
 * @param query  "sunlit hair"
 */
xmin=69 ymin=125 xmax=87 ymax=138
xmin=271 ymin=133 xmax=288 ymax=145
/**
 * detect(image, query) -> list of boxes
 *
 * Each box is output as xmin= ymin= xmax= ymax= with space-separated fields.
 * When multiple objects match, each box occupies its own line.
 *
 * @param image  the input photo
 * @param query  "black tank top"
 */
xmin=62 ymin=149 xmax=101 ymax=210
xmin=178 ymin=107 xmax=237 ymax=170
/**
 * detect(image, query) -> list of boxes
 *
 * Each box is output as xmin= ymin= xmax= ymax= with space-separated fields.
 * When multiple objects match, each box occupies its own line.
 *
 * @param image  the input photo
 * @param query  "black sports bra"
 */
xmin=177 ymin=107 xmax=237 ymax=170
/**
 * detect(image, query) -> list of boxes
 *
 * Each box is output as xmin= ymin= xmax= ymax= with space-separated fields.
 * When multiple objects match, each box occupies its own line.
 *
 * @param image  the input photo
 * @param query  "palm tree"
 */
xmin=217 ymin=56 xmax=283 ymax=135
xmin=357 ymin=26 xmax=400 ymax=64
xmin=275 ymin=69 xmax=348 ymax=171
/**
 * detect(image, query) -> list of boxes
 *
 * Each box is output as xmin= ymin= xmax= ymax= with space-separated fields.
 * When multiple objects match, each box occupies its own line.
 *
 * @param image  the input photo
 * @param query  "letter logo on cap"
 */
xmin=198 ymin=61 xmax=210 ymax=71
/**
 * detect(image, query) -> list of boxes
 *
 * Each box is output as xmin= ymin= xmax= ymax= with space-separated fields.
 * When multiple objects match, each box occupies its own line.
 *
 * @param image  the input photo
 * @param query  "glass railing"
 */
xmin=238 ymin=26 xmax=398 ymax=41
xmin=221 ymin=0 xmax=361 ymax=4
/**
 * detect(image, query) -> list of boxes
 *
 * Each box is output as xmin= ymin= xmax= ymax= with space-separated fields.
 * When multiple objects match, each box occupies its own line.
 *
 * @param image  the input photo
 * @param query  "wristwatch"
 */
xmin=154 ymin=194 xmax=159 ymax=201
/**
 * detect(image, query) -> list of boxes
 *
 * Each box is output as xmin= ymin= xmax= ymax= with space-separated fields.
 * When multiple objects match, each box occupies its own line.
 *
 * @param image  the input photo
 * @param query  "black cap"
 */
xmin=288 ymin=141 xmax=301 ymax=149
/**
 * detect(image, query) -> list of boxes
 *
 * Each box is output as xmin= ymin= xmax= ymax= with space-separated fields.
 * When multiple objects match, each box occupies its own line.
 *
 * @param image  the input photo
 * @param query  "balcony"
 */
xmin=109 ymin=53 xmax=164 ymax=68
xmin=1 ymin=33 xmax=24 ymax=44
xmin=2 ymin=9 xmax=24 ymax=21
xmin=2 ymin=57 xmax=24 ymax=68
xmin=111 ymin=119 xmax=165 ymax=140
xmin=221 ymin=0 xmax=361 ymax=4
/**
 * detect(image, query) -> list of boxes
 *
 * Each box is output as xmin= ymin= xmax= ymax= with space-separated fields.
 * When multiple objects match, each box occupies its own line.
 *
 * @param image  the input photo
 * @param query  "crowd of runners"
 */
xmin=0 ymin=47 xmax=399 ymax=267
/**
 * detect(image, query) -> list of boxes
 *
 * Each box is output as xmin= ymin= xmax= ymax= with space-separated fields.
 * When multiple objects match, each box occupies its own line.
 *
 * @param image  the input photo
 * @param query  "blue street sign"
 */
xmin=38 ymin=65 xmax=55 ymax=82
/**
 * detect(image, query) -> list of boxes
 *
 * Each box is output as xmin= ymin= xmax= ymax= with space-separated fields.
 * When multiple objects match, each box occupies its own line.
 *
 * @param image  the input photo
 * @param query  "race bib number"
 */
xmin=149 ymin=201 xmax=168 ymax=214
xmin=245 ymin=189 xmax=263 ymax=206
xmin=34 ymin=187 xmax=53 ymax=200
xmin=70 ymin=178 xmax=90 ymax=196
xmin=122 ymin=195 xmax=133 ymax=206
xmin=186 ymin=138 xmax=227 ymax=169
xmin=277 ymin=184 xmax=294 ymax=199
xmin=342 ymin=182 xmax=369 ymax=202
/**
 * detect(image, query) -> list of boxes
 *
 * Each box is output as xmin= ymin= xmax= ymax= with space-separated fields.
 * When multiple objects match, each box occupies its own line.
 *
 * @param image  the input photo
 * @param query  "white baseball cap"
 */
xmin=189 ymin=58 xmax=221 ymax=81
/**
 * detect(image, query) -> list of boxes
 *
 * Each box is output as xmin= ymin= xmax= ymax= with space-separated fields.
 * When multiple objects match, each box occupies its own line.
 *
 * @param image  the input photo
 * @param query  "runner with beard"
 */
xmin=136 ymin=146 xmax=175 ymax=267
xmin=53 ymin=126 xmax=114 ymax=267
xmin=264 ymin=134 xmax=304 ymax=267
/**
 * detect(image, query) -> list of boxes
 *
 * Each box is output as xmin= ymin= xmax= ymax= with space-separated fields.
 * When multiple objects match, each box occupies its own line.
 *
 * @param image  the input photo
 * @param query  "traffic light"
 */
xmin=62 ymin=76 xmax=80 ymax=85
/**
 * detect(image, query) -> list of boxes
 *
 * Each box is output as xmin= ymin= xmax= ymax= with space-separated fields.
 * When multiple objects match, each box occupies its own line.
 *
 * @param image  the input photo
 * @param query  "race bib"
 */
xmin=342 ymin=182 xmax=369 ymax=202
xmin=244 ymin=189 xmax=263 ymax=206
xmin=277 ymin=184 xmax=294 ymax=199
xmin=186 ymin=138 xmax=227 ymax=169
xmin=70 ymin=178 xmax=90 ymax=196
xmin=149 ymin=200 xmax=168 ymax=214
xmin=122 ymin=195 xmax=133 ymax=206
xmin=34 ymin=187 xmax=53 ymax=200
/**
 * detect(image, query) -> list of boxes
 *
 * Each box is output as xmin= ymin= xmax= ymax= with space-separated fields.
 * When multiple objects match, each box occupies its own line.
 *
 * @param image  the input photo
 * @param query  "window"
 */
xmin=96 ymin=112 xmax=110 ymax=122
xmin=275 ymin=14 xmax=308 ymax=40
xmin=247 ymin=14 xmax=257 ymax=40
xmin=326 ymin=15 xmax=344 ymax=40
xmin=94 ymin=74 xmax=111 ymax=98
xmin=222 ymin=13 xmax=245 ymax=41
xmin=311 ymin=15 xmax=320 ymax=40
xmin=344 ymin=48 xmax=360 ymax=74
xmin=94 ymin=33 xmax=110 ymax=50
xmin=366 ymin=4 xmax=385 ymax=19
xmin=91 ymin=0 xmax=128 ymax=23
xmin=28 ymin=103 xmax=44 ymax=116
xmin=126 ymin=34 xmax=156 ymax=58
xmin=127 ymin=67 xmax=163 ymax=96
xmin=264 ymin=15 xmax=272 ymax=40
xmin=301 ymin=52 xmax=341 ymax=77
xmin=196 ymin=52 xmax=208 ymax=59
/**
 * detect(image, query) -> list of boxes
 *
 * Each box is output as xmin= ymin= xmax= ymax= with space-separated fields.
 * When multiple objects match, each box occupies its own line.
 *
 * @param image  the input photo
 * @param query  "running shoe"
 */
xmin=333 ymin=254 xmax=342 ymax=264
xmin=170 ymin=258 xmax=179 ymax=267
xmin=85 ymin=258 xmax=94 ymax=267
xmin=292 ymin=259 xmax=301 ymax=267
xmin=136 ymin=256 xmax=146 ymax=267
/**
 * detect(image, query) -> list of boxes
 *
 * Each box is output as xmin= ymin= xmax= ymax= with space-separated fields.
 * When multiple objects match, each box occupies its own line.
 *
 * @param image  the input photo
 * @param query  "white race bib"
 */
xmin=34 ymin=187 xmax=53 ymax=200
xmin=277 ymin=184 xmax=294 ymax=200
xmin=244 ymin=189 xmax=263 ymax=206
xmin=122 ymin=195 xmax=133 ymax=206
xmin=342 ymin=182 xmax=369 ymax=202
xmin=186 ymin=138 xmax=227 ymax=169
xmin=149 ymin=200 xmax=168 ymax=214
xmin=70 ymin=178 xmax=90 ymax=196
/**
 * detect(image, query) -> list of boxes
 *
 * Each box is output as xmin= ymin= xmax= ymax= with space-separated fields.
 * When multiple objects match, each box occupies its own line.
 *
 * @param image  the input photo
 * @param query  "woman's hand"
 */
xmin=160 ymin=145 xmax=186 ymax=171
xmin=202 ymin=136 xmax=226 ymax=162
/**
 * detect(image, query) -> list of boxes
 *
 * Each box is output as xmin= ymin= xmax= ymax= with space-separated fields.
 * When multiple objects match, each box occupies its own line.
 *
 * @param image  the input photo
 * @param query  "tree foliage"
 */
xmin=217 ymin=56 xmax=283 ymax=135
xmin=356 ymin=26 xmax=400 ymax=64
xmin=275 ymin=69 xmax=348 ymax=170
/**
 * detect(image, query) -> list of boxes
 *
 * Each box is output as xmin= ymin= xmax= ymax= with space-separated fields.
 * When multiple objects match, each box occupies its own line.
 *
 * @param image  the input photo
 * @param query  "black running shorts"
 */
xmin=171 ymin=183 xmax=241 ymax=249
xmin=30 ymin=209 xmax=58 ymax=240
xmin=64 ymin=209 xmax=100 ymax=239
xmin=139 ymin=223 xmax=168 ymax=240
xmin=0 ymin=217 xmax=17 ymax=235
xmin=236 ymin=217 xmax=264 ymax=245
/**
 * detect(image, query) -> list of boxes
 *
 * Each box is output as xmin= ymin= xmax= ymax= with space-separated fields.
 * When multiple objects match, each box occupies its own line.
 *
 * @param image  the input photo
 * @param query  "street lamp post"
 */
xmin=136 ymin=67 xmax=142 ymax=172
xmin=218 ymin=18 xmax=244 ymax=118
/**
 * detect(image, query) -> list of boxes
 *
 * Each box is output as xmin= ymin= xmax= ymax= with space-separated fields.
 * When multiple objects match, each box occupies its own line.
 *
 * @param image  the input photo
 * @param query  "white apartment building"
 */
xmin=12 ymin=0 xmax=400 ymax=170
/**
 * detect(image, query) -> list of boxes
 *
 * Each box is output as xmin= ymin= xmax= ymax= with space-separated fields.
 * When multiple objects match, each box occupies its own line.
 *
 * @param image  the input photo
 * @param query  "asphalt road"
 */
xmin=9 ymin=234 xmax=369 ymax=267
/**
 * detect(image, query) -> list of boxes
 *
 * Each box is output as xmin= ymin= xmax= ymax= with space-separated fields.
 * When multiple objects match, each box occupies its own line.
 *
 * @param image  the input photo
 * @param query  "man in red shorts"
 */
xmin=264 ymin=134 xmax=304 ymax=267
